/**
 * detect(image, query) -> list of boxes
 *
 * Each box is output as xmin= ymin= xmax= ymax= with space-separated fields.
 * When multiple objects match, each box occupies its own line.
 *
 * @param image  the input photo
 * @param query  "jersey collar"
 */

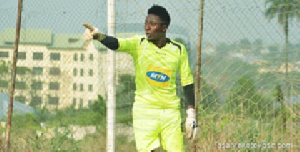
xmin=146 ymin=38 xmax=171 ymax=50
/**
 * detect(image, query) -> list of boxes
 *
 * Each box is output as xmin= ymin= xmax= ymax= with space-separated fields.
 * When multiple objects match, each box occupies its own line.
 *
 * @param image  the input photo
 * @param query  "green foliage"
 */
xmin=117 ymin=74 xmax=136 ymax=94
xmin=197 ymin=79 xmax=220 ymax=110
xmin=0 ymin=79 xmax=9 ymax=87
xmin=265 ymin=0 xmax=300 ymax=100
xmin=255 ymin=72 xmax=284 ymax=92
xmin=202 ymin=55 xmax=258 ymax=93
xmin=239 ymin=38 xmax=251 ymax=50
xmin=35 ymin=107 xmax=53 ymax=122
xmin=226 ymin=76 xmax=273 ymax=119
xmin=255 ymin=72 xmax=300 ymax=95
xmin=12 ymin=95 xmax=105 ymax=128
xmin=230 ymin=120 xmax=260 ymax=143
xmin=0 ymin=60 xmax=9 ymax=75
xmin=292 ymin=104 xmax=300 ymax=122
xmin=252 ymin=39 xmax=263 ymax=53
xmin=48 ymin=129 xmax=80 ymax=151
xmin=265 ymin=0 xmax=300 ymax=26
xmin=11 ymin=127 xmax=80 ymax=151
xmin=197 ymin=105 xmax=217 ymax=138
xmin=16 ymin=66 xmax=31 ymax=75
xmin=215 ymin=42 xmax=237 ymax=56
xmin=197 ymin=104 xmax=297 ymax=150
xmin=116 ymin=74 xmax=135 ymax=124
xmin=11 ymin=113 xmax=40 ymax=130
xmin=46 ymin=101 xmax=106 ymax=127
xmin=91 ymin=95 xmax=106 ymax=117
xmin=5 ymin=96 xmax=108 ymax=151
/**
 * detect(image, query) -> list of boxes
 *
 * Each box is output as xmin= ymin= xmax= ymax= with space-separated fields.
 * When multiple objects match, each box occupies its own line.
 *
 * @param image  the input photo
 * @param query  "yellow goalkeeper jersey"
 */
xmin=117 ymin=36 xmax=193 ymax=109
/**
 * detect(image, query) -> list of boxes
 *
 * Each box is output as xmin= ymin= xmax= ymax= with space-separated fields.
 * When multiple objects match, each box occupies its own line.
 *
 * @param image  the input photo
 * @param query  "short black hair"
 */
xmin=148 ymin=4 xmax=171 ymax=26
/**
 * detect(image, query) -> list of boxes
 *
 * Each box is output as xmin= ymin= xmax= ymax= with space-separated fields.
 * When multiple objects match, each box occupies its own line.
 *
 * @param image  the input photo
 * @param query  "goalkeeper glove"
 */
xmin=185 ymin=108 xmax=199 ymax=140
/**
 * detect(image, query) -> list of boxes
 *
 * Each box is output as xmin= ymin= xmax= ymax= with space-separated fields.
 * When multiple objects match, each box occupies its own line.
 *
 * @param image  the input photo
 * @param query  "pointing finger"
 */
xmin=83 ymin=23 xmax=95 ymax=31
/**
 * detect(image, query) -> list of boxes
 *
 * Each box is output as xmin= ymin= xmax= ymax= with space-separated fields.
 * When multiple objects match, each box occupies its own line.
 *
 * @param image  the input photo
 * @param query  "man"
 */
xmin=83 ymin=4 xmax=198 ymax=152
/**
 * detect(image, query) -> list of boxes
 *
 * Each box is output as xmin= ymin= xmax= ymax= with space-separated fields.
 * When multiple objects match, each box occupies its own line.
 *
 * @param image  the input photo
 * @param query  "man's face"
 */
xmin=145 ymin=14 xmax=168 ymax=41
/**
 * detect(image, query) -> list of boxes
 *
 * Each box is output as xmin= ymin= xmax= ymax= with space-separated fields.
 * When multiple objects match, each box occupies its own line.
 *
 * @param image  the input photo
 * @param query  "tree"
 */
xmin=253 ymin=39 xmax=264 ymax=54
xmin=198 ymin=79 xmax=219 ymax=110
xmin=265 ymin=0 xmax=300 ymax=98
xmin=226 ymin=76 xmax=272 ymax=119
xmin=216 ymin=42 xmax=231 ymax=55
xmin=239 ymin=38 xmax=251 ymax=51
xmin=273 ymin=85 xmax=286 ymax=131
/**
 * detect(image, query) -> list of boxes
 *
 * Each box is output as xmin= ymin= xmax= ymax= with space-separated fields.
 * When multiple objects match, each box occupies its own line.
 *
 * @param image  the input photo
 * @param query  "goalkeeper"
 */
xmin=83 ymin=4 xmax=198 ymax=152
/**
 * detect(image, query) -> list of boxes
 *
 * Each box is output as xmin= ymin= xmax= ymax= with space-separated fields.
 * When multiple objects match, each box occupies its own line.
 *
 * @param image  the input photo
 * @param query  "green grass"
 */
xmin=0 ymin=94 xmax=299 ymax=151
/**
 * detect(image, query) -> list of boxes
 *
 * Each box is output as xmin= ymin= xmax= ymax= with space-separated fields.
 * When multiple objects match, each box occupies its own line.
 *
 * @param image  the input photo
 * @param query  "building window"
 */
xmin=48 ymin=96 xmax=59 ymax=105
xmin=73 ymin=68 xmax=77 ymax=76
xmin=73 ymin=83 xmax=76 ymax=91
xmin=80 ymin=69 xmax=84 ymax=76
xmin=31 ymin=81 xmax=43 ymax=90
xmin=50 ymin=53 xmax=61 ymax=61
xmin=80 ymin=54 xmax=84 ymax=61
xmin=15 ymin=95 xmax=26 ymax=103
xmin=0 ymin=80 xmax=9 ymax=88
xmin=31 ymin=96 xmax=42 ymax=106
xmin=16 ymin=66 xmax=30 ymax=75
xmin=17 ymin=52 xmax=26 ymax=60
xmin=33 ymin=67 xmax=43 ymax=75
xmin=33 ymin=52 xmax=43 ymax=60
xmin=88 ymin=100 xmax=92 ymax=108
xmin=49 ymin=82 xmax=60 ymax=90
xmin=89 ymin=69 xmax=93 ymax=76
xmin=73 ymin=54 xmax=78 ymax=61
xmin=73 ymin=98 xmax=76 ymax=106
xmin=68 ymin=38 xmax=79 ymax=43
xmin=49 ymin=67 xmax=61 ymax=76
xmin=0 ymin=52 xmax=9 ymax=57
xmin=0 ymin=63 xmax=8 ymax=73
xmin=88 ymin=84 xmax=93 ymax=92
xmin=80 ymin=84 xmax=83 ymax=91
xmin=15 ymin=81 xmax=26 ymax=90
xmin=89 ymin=54 xmax=93 ymax=61
xmin=80 ymin=99 xmax=83 ymax=108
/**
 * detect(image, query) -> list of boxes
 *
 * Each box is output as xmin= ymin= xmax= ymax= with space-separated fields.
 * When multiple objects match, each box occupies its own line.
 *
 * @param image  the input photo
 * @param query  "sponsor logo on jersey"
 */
xmin=146 ymin=66 xmax=171 ymax=87
xmin=146 ymin=71 xmax=170 ymax=82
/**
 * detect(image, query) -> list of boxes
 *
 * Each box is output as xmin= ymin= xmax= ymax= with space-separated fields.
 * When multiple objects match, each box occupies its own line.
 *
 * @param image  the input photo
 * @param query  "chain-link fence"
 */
xmin=0 ymin=0 xmax=299 ymax=151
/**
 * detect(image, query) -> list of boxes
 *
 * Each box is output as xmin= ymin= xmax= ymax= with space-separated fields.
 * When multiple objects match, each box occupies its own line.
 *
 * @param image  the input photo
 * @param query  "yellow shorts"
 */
xmin=132 ymin=102 xmax=184 ymax=152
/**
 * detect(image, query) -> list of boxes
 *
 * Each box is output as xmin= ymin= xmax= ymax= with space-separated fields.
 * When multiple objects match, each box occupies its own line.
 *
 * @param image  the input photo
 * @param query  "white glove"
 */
xmin=83 ymin=23 xmax=99 ymax=41
xmin=185 ymin=108 xmax=199 ymax=140
xmin=83 ymin=23 xmax=99 ymax=50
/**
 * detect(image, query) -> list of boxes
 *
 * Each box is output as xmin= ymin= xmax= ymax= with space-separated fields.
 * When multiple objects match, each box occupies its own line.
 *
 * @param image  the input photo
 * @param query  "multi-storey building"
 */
xmin=0 ymin=28 xmax=134 ymax=109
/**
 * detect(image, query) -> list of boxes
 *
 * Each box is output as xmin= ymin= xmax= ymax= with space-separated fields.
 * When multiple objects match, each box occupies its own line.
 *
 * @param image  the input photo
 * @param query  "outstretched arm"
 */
xmin=94 ymin=34 xmax=119 ymax=50
xmin=83 ymin=23 xmax=119 ymax=50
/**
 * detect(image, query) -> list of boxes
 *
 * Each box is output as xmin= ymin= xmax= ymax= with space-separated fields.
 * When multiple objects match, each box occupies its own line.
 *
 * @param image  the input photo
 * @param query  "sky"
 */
xmin=0 ymin=0 xmax=299 ymax=46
